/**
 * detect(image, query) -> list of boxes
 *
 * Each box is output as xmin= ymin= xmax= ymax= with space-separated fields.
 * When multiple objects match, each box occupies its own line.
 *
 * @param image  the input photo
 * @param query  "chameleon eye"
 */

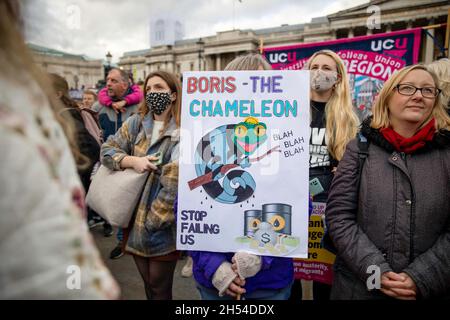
xmin=254 ymin=125 xmax=266 ymax=137
xmin=268 ymin=215 xmax=285 ymax=231
xmin=234 ymin=125 xmax=247 ymax=138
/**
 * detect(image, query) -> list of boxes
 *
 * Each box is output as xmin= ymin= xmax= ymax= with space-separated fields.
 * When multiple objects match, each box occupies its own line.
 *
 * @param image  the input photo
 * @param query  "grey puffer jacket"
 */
xmin=326 ymin=118 xmax=450 ymax=300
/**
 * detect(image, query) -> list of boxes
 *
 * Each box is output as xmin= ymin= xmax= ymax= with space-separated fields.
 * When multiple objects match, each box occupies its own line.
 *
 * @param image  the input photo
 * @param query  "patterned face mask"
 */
xmin=146 ymin=92 xmax=172 ymax=115
xmin=310 ymin=69 xmax=338 ymax=92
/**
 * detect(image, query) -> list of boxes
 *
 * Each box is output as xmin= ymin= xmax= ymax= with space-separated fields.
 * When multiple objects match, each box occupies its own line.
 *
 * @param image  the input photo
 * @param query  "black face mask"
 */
xmin=146 ymin=92 xmax=172 ymax=115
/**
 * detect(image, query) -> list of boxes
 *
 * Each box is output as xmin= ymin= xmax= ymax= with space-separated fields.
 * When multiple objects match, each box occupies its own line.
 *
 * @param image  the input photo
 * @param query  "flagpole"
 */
xmin=233 ymin=0 xmax=236 ymax=30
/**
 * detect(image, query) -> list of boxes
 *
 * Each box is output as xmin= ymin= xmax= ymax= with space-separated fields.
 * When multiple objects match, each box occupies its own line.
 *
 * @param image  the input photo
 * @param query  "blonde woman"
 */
xmin=326 ymin=64 xmax=450 ymax=299
xmin=291 ymin=50 xmax=359 ymax=300
xmin=306 ymin=49 xmax=359 ymax=170
xmin=428 ymin=58 xmax=450 ymax=110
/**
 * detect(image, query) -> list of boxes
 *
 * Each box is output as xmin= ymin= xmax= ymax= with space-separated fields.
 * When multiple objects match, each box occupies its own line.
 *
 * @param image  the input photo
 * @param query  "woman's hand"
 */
xmin=380 ymin=271 xmax=417 ymax=300
xmin=133 ymin=156 xmax=158 ymax=173
xmin=212 ymin=261 xmax=245 ymax=298
xmin=231 ymin=252 xmax=262 ymax=279
xmin=121 ymin=156 xmax=158 ymax=173
xmin=224 ymin=276 xmax=246 ymax=298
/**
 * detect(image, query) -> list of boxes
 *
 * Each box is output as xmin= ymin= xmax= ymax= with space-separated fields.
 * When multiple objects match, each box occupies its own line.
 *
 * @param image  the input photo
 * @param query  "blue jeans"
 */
xmin=197 ymin=282 xmax=292 ymax=300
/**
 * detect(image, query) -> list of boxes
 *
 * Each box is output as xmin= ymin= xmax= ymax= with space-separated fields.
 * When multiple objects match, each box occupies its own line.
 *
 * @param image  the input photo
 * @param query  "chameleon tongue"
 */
xmin=238 ymin=140 xmax=257 ymax=153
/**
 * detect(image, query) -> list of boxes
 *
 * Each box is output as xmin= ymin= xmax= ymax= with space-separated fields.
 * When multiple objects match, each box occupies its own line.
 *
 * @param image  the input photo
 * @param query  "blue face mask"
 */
xmin=146 ymin=92 xmax=172 ymax=115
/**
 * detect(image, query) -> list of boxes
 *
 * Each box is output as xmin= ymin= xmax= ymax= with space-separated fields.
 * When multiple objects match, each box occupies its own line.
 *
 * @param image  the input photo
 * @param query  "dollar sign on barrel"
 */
xmin=254 ymin=222 xmax=277 ymax=246
xmin=261 ymin=233 xmax=271 ymax=244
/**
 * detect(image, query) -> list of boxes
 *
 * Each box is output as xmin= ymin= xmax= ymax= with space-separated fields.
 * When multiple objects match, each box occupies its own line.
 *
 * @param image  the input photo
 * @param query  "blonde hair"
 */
xmin=138 ymin=70 xmax=181 ymax=134
xmin=0 ymin=1 xmax=87 ymax=169
xmin=225 ymin=53 xmax=272 ymax=71
xmin=305 ymin=50 xmax=359 ymax=160
xmin=371 ymin=64 xmax=450 ymax=131
xmin=83 ymin=90 xmax=97 ymax=100
xmin=427 ymin=58 xmax=450 ymax=108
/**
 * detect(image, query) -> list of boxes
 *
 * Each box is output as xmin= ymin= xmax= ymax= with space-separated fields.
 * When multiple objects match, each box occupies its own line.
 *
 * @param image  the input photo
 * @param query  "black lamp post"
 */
xmin=196 ymin=38 xmax=205 ymax=71
xmin=105 ymin=51 xmax=112 ymax=80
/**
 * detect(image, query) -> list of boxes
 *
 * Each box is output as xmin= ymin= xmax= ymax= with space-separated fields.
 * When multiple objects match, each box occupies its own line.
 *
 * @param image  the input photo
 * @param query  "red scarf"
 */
xmin=380 ymin=118 xmax=436 ymax=154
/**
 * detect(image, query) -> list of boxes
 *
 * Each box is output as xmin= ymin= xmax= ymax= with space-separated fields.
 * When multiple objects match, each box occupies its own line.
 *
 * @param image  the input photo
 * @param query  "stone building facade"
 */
xmin=29 ymin=43 xmax=104 ymax=89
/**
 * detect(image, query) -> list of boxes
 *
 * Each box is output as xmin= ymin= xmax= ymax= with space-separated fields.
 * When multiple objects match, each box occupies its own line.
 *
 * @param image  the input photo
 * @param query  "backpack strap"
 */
xmin=356 ymin=132 xmax=369 ymax=189
xmin=322 ymin=133 xmax=370 ymax=255
xmin=126 ymin=114 xmax=145 ymax=156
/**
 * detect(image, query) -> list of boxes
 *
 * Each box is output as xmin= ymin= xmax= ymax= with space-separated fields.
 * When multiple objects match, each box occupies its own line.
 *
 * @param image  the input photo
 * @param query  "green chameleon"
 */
xmin=194 ymin=117 xmax=268 ymax=204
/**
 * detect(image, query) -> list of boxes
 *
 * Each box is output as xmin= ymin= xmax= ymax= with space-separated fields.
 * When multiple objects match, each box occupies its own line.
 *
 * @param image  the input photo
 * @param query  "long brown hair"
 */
xmin=139 ymin=71 xmax=181 ymax=134
xmin=49 ymin=73 xmax=80 ymax=110
xmin=0 ymin=0 xmax=86 ymax=169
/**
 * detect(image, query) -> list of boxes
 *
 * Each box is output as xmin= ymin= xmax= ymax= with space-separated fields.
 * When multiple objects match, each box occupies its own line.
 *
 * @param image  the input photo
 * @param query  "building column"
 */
xmin=386 ymin=23 xmax=392 ymax=33
xmin=348 ymin=27 xmax=354 ymax=38
xmin=407 ymin=20 xmax=413 ymax=29
xmin=331 ymin=29 xmax=337 ymax=39
xmin=167 ymin=61 xmax=174 ymax=73
xmin=206 ymin=55 xmax=214 ymax=71
xmin=425 ymin=19 xmax=435 ymax=63
xmin=216 ymin=54 xmax=221 ymax=71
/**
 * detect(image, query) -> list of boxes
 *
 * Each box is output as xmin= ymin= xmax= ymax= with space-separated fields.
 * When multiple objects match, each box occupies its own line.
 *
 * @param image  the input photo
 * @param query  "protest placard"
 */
xmin=177 ymin=70 xmax=310 ymax=258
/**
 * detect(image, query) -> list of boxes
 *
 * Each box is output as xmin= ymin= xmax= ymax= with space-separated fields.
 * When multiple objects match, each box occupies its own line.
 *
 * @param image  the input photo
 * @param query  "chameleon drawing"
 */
xmin=192 ymin=117 xmax=268 ymax=204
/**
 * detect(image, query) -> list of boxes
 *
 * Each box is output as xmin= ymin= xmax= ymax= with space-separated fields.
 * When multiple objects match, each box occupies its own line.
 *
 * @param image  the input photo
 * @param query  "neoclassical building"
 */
xmin=119 ymin=0 xmax=449 ymax=81
xmin=29 ymin=43 xmax=104 ymax=89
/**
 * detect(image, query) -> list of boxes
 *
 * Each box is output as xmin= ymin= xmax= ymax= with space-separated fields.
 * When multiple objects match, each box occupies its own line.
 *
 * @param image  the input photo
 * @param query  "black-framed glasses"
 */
xmin=395 ymin=84 xmax=441 ymax=98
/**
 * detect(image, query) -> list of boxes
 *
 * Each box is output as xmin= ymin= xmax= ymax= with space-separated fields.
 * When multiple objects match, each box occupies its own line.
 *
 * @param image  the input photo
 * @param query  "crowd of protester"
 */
xmin=1 ymin=0 xmax=449 ymax=300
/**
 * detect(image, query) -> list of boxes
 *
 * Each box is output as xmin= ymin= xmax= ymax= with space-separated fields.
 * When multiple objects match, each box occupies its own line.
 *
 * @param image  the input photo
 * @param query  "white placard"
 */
xmin=177 ymin=70 xmax=310 ymax=258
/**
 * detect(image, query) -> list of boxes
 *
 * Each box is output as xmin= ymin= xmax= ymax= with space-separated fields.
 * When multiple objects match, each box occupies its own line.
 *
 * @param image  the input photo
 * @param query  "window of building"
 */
xmin=155 ymin=19 xmax=165 ymax=41
xmin=336 ymin=29 xmax=348 ymax=39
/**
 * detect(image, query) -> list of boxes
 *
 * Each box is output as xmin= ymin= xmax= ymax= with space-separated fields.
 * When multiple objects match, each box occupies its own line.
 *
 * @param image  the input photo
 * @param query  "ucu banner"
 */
xmin=265 ymin=28 xmax=421 ymax=284
xmin=264 ymin=28 xmax=422 ymax=121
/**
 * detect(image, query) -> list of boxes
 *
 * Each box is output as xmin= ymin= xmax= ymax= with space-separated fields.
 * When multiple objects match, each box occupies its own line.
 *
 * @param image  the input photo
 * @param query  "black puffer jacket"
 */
xmin=326 ymin=117 xmax=450 ymax=299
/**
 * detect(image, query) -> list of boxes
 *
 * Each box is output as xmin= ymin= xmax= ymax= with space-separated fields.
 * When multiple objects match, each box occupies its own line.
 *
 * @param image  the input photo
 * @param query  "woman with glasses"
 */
xmin=325 ymin=64 xmax=450 ymax=299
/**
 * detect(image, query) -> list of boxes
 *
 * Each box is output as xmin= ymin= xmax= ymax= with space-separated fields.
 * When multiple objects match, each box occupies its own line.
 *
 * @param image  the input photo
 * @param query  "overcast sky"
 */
xmin=23 ymin=0 xmax=368 ymax=62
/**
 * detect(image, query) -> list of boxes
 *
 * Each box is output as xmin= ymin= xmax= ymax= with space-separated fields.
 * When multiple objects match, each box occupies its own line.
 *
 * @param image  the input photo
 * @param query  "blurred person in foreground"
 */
xmin=0 ymin=0 xmax=119 ymax=299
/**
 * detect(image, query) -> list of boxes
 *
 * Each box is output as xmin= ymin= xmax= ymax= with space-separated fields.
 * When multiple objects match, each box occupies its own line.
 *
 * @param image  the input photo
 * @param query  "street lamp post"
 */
xmin=106 ymin=51 xmax=112 ymax=66
xmin=196 ymin=38 xmax=205 ymax=71
xmin=105 ymin=51 xmax=112 ymax=80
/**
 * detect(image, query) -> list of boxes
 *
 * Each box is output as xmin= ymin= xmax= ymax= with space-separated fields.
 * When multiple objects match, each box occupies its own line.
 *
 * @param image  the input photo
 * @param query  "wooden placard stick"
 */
xmin=187 ymin=146 xmax=281 ymax=190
